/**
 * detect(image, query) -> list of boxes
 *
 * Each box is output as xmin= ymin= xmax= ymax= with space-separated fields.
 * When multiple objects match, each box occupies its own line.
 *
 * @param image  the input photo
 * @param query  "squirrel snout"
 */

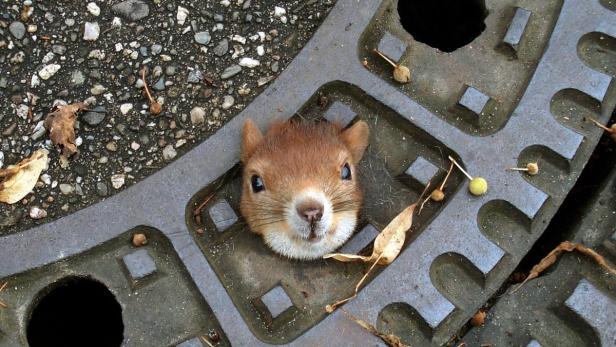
xmin=296 ymin=199 xmax=324 ymax=223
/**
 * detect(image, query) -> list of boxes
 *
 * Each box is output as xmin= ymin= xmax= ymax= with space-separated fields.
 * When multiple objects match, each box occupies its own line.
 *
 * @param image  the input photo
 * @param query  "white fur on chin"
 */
xmin=263 ymin=212 xmax=357 ymax=260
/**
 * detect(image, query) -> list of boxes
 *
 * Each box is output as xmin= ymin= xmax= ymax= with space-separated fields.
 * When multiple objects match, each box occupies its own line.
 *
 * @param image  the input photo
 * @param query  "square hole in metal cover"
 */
xmin=122 ymin=248 xmax=157 ymax=280
xmin=261 ymin=285 xmax=294 ymax=318
xmin=208 ymin=199 xmax=238 ymax=232
xmin=340 ymin=224 xmax=380 ymax=254
xmin=405 ymin=156 xmax=440 ymax=186
xmin=323 ymin=101 xmax=357 ymax=127
xmin=378 ymin=31 xmax=407 ymax=62
xmin=459 ymin=86 xmax=491 ymax=115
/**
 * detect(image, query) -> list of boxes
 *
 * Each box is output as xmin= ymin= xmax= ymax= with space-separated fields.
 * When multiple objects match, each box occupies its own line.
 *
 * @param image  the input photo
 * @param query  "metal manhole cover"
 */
xmin=1 ymin=0 xmax=616 ymax=346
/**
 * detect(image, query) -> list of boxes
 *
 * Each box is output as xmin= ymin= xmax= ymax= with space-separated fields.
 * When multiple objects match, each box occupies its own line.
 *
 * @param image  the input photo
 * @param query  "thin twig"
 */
xmin=0 ymin=282 xmax=8 ymax=308
xmin=200 ymin=336 xmax=215 ymax=347
xmin=340 ymin=308 xmax=410 ymax=347
xmin=585 ymin=116 xmax=612 ymax=132
xmin=326 ymin=253 xmax=384 ymax=312
xmin=439 ymin=162 xmax=454 ymax=191
xmin=140 ymin=67 xmax=154 ymax=104
xmin=373 ymin=49 xmax=397 ymax=68
xmin=448 ymin=155 xmax=473 ymax=180
xmin=193 ymin=193 xmax=216 ymax=217
xmin=511 ymin=241 xmax=616 ymax=294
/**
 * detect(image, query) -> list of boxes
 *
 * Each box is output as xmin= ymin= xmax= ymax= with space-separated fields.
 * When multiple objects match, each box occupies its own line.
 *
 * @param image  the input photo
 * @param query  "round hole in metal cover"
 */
xmin=397 ymin=0 xmax=488 ymax=53
xmin=27 ymin=276 xmax=124 ymax=347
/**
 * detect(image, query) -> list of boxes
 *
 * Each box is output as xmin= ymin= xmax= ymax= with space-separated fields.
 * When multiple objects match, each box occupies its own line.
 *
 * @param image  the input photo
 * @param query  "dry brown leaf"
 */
xmin=324 ymin=183 xmax=430 ymax=265
xmin=323 ymin=204 xmax=416 ymax=265
xmin=324 ymin=183 xmax=431 ymax=312
xmin=44 ymin=102 xmax=86 ymax=156
xmin=0 ymin=149 xmax=48 ymax=204
xmin=512 ymin=241 xmax=616 ymax=293
xmin=340 ymin=308 xmax=410 ymax=347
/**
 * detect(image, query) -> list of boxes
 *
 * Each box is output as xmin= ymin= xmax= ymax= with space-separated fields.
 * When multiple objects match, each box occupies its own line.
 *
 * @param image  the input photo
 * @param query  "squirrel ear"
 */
xmin=241 ymin=119 xmax=264 ymax=162
xmin=341 ymin=120 xmax=370 ymax=162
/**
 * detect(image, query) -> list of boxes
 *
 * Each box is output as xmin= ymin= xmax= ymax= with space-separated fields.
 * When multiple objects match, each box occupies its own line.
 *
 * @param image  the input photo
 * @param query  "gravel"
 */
xmin=222 ymin=95 xmax=235 ymax=110
xmin=187 ymin=69 xmax=203 ymax=83
xmin=29 ymin=207 xmax=47 ymax=220
xmin=0 ymin=0 xmax=335 ymax=235
xmin=38 ymin=64 xmax=61 ymax=80
xmin=83 ymin=22 xmax=100 ymax=41
xmin=213 ymin=39 xmax=229 ymax=56
xmin=194 ymin=31 xmax=211 ymax=45
xmin=87 ymin=2 xmax=101 ymax=17
xmin=9 ymin=21 xmax=26 ymax=39
xmin=82 ymin=110 xmax=106 ymax=126
xmin=120 ymin=103 xmax=133 ymax=115
xmin=112 ymin=0 xmax=150 ymax=22
xmin=96 ymin=182 xmax=109 ymax=197
xmin=162 ymin=145 xmax=177 ymax=161
xmin=221 ymin=65 xmax=242 ymax=79
xmin=190 ymin=107 xmax=206 ymax=125
xmin=239 ymin=57 xmax=260 ymax=68
xmin=59 ymin=184 xmax=75 ymax=195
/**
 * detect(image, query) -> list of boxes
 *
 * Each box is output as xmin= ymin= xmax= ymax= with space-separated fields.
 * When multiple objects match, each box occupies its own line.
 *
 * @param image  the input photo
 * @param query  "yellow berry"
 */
xmin=469 ymin=177 xmax=488 ymax=196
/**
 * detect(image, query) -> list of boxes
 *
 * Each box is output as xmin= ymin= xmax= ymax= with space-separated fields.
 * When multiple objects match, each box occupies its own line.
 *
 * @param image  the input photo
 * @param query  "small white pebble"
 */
xmin=87 ymin=2 xmax=101 ymax=16
xmin=274 ymin=6 xmax=286 ymax=17
xmin=120 ymin=103 xmax=133 ymax=115
xmin=239 ymin=57 xmax=260 ymax=68
xmin=111 ymin=17 xmax=122 ymax=28
xmin=232 ymin=35 xmax=246 ymax=44
xmin=29 ymin=206 xmax=47 ymax=219
xmin=111 ymin=174 xmax=126 ymax=189
xmin=177 ymin=6 xmax=189 ymax=25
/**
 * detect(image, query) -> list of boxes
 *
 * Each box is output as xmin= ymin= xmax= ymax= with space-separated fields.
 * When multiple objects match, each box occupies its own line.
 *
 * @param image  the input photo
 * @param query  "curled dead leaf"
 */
xmin=324 ymin=183 xmax=431 ymax=265
xmin=44 ymin=102 xmax=86 ymax=156
xmin=0 ymin=149 xmax=48 ymax=204
xmin=323 ymin=204 xmax=416 ymax=265
xmin=323 ymin=182 xmax=431 ymax=312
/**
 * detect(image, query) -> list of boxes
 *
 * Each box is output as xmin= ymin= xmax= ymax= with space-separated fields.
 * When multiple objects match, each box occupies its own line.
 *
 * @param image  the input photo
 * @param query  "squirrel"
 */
xmin=240 ymin=119 xmax=370 ymax=260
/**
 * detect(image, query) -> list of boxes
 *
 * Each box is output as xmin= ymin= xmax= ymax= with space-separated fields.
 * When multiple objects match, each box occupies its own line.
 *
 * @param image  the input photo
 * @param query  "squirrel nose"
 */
xmin=296 ymin=200 xmax=323 ymax=223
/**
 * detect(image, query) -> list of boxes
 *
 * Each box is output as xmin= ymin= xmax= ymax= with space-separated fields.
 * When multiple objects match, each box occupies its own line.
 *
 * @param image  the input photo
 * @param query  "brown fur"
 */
xmin=239 ymin=119 xmax=369 ymax=258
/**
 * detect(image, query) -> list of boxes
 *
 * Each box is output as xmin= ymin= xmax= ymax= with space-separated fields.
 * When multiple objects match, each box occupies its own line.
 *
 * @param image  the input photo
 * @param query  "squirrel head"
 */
xmin=240 ymin=119 xmax=370 ymax=260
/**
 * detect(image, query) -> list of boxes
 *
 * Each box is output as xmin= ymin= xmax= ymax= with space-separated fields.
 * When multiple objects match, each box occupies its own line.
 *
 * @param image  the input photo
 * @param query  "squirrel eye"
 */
xmin=251 ymin=175 xmax=265 ymax=193
xmin=341 ymin=163 xmax=352 ymax=180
